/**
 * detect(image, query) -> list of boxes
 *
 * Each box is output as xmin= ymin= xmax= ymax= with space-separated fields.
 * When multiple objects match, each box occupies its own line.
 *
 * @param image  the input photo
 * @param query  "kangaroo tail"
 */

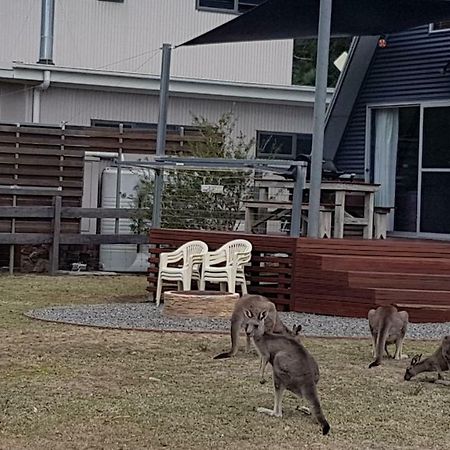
xmin=213 ymin=351 xmax=232 ymax=360
xmin=369 ymin=321 xmax=390 ymax=368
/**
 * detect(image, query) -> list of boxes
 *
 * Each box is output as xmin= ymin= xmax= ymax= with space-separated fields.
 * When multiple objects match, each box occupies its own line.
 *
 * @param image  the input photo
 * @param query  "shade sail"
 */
xmin=180 ymin=0 xmax=450 ymax=46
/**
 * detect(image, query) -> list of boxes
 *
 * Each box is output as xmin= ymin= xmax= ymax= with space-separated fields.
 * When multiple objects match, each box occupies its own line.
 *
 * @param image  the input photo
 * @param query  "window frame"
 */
xmin=429 ymin=21 xmax=450 ymax=33
xmin=196 ymin=0 xmax=262 ymax=14
xmin=256 ymin=130 xmax=312 ymax=160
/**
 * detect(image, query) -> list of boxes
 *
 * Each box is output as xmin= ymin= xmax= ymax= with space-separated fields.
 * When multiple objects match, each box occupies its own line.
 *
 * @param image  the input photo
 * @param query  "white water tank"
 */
xmin=99 ymin=167 xmax=150 ymax=272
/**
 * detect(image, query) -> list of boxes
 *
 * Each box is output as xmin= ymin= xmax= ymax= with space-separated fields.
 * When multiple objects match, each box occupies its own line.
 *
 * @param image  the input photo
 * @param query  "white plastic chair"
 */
xmin=156 ymin=240 xmax=208 ymax=306
xmin=200 ymin=239 xmax=252 ymax=294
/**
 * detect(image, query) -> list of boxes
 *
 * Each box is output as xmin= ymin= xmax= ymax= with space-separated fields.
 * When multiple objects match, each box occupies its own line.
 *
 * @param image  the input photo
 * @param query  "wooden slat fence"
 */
xmin=0 ymin=122 xmax=205 ymax=235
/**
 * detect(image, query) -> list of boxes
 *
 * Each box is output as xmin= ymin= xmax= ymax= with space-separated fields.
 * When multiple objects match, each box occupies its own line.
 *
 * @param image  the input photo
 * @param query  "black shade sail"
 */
xmin=180 ymin=0 xmax=450 ymax=46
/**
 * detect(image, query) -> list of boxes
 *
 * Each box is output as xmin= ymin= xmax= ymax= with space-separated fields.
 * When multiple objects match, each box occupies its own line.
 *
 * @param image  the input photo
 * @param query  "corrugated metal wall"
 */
xmin=40 ymin=87 xmax=313 ymax=154
xmin=0 ymin=0 xmax=293 ymax=85
xmin=335 ymin=25 xmax=450 ymax=174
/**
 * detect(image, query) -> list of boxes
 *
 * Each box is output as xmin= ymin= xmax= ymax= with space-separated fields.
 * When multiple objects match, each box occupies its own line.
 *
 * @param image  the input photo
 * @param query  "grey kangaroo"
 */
xmin=368 ymin=305 xmax=409 ymax=368
xmin=404 ymin=335 xmax=450 ymax=381
xmin=214 ymin=294 xmax=301 ymax=383
xmin=246 ymin=309 xmax=330 ymax=436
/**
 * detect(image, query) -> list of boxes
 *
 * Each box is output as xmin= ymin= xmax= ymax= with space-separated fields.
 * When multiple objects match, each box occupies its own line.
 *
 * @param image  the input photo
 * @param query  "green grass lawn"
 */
xmin=0 ymin=275 xmax=449 ymax=450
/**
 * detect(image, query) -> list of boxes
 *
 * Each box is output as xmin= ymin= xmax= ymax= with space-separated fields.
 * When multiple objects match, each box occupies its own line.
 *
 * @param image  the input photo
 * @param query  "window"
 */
xmin=430 ymin=20 xmax=450 ymax=32
xmin=197 ymin=0 xmax=264 ymax=14
xmin=256 ymin=131 xmax=312 ymax=160
xmin=91 ymin=119 xmax=198 ymax=133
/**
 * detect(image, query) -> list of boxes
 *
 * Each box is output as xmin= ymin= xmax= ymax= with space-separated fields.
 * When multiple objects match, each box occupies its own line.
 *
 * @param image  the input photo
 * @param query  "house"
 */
xmin=325 ymin=22 xmax=450 ymax=239
xmin=0 ymin=0 xmax=336 ymax=272
xmin=0 ymin=0 xmax=331 ymax=159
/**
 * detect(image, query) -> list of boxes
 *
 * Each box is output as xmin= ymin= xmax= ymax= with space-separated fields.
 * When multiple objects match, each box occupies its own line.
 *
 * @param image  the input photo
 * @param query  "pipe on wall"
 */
xmin=32 ymin=70 xmax=51 ymax=123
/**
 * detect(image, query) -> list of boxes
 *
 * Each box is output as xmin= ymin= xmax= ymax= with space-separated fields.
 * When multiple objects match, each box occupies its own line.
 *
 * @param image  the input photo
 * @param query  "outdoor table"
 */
xmin=246 ymin=178 xmax=380 ymax=238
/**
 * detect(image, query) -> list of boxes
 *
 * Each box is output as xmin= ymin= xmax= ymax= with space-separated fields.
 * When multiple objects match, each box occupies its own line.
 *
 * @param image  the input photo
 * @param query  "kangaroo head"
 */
xmin=244 ymin=309 xmax=268 ymax=338
xmin=404 ymin=353 xmax=422 ymax=380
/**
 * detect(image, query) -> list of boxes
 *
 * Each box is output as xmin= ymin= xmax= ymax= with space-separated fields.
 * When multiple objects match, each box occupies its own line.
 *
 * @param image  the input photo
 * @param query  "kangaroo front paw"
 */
xmin=256 ymin=407 xmax=282 ymax=417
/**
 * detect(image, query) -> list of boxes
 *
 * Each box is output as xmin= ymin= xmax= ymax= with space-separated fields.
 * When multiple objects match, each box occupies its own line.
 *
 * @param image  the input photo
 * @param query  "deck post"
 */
xmin=290 ymin=162 xmax=307 ymax=237
xmin=50 ymin=195 xmax=61 ymax=275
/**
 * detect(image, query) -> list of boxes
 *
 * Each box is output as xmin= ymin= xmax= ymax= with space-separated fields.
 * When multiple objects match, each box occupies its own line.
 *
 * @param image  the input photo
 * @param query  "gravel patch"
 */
xmin=25 ymin=301 xmax=450 ymax=340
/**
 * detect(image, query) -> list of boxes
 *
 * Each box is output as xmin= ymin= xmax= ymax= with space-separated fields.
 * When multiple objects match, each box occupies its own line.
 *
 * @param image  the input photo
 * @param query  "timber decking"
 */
xmin=295 ymin=238 xmax=450 ymax=323
xmin=147 ymin=229 xmax=450 ymax=323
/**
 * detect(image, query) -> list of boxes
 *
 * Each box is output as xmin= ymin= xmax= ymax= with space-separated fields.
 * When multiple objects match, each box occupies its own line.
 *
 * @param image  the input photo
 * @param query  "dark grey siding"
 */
xmin=335 ymin=25 xmax=450 ymax=175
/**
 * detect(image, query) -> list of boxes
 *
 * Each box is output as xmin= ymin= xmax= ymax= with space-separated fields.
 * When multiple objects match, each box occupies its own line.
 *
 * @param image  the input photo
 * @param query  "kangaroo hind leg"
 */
xmin=301 ymin=385 xmax=330 ymax=436
xmin=256 ymin=375 xmax=285 ymax=417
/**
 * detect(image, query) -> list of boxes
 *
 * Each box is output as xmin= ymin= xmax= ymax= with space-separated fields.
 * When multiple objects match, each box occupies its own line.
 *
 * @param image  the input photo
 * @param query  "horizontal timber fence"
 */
xmin=0 ymin=196 xmax=148 ymax=274
xmin=0 ymin=121 xmax=204 ymax=231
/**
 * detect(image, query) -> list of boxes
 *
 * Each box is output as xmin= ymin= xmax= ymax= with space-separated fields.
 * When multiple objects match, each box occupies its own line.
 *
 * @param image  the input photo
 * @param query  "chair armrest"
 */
xmin=160 ymin=248 xmax=183 ymax=266
xmin=204 ymin=248 xmax=227 ymax=266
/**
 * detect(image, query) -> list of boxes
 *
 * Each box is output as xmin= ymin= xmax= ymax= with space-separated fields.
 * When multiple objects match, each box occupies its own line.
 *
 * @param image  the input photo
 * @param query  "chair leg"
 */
xmin=241 ymin=278 xmax=248 ymax=295
xmin=156 ymin=276 xmax=163 ymax=307
xmin=227 ymin=275 xmax=236 ymax=294
xmin=200 ymin=278 xmax=206 ymax=290
xmin=182 ymin=273 xmax=192 ymax=291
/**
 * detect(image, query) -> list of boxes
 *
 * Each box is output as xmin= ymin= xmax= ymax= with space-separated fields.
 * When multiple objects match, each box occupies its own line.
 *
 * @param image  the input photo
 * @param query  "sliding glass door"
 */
xmin=370 ymin=104 xmax=450 ymax=237
xmin=420 ymin=106 xmax=450 ymax=235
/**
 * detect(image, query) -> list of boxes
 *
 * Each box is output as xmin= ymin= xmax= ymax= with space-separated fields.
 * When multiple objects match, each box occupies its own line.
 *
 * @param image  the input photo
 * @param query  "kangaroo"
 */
xmin=214 ymin=294 xmax=301 ymax=383
xmin=368 ymin=305 xmax=409 ymax=368
xmin=404 ymin=335 xmax=450 ymax=381
xmin=245 ymin=309 xmax=330 ymax=435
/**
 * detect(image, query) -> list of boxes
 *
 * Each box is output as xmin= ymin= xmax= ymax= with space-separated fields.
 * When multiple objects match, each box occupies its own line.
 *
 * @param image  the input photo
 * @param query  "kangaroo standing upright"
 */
xmin=368 ymin=305 xmax=409 ymax=368
xmin=245 ymin=309 xmax=330 ymax=436
xmin=214 ymin=294 xmax=301 ymax=383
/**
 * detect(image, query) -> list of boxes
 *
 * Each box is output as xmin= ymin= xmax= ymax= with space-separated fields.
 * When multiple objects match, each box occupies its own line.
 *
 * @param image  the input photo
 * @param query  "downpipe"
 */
xmin=32 ymin=69 xmax=51 ymax=123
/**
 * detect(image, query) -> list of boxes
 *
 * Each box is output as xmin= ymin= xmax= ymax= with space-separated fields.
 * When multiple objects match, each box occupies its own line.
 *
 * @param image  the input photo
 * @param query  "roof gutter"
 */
xmin=9 ymin=63 xmax=333 ymax=107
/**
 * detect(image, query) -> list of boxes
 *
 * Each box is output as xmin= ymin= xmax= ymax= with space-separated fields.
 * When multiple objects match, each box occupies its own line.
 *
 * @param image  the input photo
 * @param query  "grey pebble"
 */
xmin=25 ymin=302 xmax=450 ymax=340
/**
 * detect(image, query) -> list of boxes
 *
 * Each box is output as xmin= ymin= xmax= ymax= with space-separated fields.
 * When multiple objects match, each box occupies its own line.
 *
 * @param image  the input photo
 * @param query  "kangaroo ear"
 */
xmin=244 ymin=309 xmax=253 ymax=318
xmin=293 ymin=324 xmax=302 ymax=334
xmin=258 ymin=310 xmax=268 ymax=321
xmin=411 ymin=354 xmax=422 ymax=366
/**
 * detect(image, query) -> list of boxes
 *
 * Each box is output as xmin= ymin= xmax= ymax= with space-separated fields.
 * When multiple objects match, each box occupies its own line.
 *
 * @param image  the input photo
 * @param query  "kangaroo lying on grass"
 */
xmin=245 ymin=309 xmax=330 ymax=436
xmin=368 ymin=305 xmax=409 ymax=368
xmin=404 ymin=335 xmax=450 ymax=381
xmin=214 ymin=294 xmax=301 ymax=383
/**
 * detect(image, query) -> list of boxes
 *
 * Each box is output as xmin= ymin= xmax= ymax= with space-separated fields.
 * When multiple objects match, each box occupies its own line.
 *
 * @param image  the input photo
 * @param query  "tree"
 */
xmin=292 ymin=37 xmax=352 ymax=87
xmin=130 ymin=113 xmax=254 ymax=233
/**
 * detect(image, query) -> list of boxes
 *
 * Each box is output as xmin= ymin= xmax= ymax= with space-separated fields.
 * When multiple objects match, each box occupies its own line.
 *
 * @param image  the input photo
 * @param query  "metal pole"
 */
xmin=307 ymin=0 xmax=332 ymax=238
xmin=152 ymin=43 xmax=172 ymax=228
xmin=38 ymin=0 xmax=55 ymax=64
xmin=290 ymin=162 xmax=307 ymax=237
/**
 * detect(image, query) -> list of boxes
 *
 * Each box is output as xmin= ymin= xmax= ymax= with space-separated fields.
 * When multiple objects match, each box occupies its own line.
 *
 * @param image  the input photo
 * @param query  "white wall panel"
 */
xmin=40 ymin=87 xmax=313 ymax=155
xmin=0 ymin=0 xmax=293 ymax=85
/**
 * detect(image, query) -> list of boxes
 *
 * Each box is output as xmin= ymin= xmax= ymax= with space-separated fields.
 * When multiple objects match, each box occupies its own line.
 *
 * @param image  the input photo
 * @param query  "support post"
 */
xmin=307 ymin=0 xmax=332 ymax=238
xmin=50 ymin=195 xmax=61 ymax=275
xmin=114 ymin=123 xmax=124 ymax=234
xmin=290 ymin=162 xmax=307 ymax=237
xmin=152 ymin=43 xmax=172 ymax=228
